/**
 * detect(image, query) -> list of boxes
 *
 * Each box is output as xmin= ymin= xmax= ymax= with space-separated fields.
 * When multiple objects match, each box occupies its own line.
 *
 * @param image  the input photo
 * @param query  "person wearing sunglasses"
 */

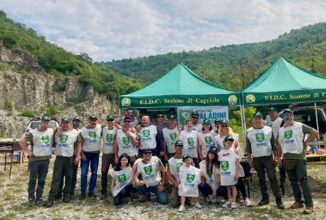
xmin=246 ymin=112 xmax=284 ymax=209
xmin=155 ymin=111 xmax=168 ymax=162
xmin=190 ymin=111 xmax=203 ymax=132
xmin=278 ymin=109 xmax=318 ymax=214
xmin=214 ymin=120 xmax=239 ymax=152
xmin=134 ymin=148 xmax=168 ymax=205
xmin=138 ymin=115 xmax=160 ymax=156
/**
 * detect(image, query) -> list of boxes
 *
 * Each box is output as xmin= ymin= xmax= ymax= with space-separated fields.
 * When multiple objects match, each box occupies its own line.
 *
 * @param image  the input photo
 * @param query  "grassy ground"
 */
xmin=0 ymin=157 xmax=325 ymax=220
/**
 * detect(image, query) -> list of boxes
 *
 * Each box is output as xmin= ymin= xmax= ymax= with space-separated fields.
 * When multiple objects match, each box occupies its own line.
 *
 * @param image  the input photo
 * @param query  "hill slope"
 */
xmin=99 ymin=23 xmax=326 ymax=91
xmin=0 ymin=10 xmax=142 ymax=100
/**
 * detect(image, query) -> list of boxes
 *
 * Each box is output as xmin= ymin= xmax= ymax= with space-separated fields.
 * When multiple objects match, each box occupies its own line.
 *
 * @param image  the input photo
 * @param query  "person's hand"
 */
xmin=212 ymin=190 xmax=217 ymax=199
xmin=234 ymin=149 xmax=240 ymax=155
xmin=276 ymin=158 xmax=282 ymax=167
xmin=173 ymin=182 xmax=179 ymax=188
xmin=81 ymin=153 xmax=86 ymax=161
xmin=114 ymin=156 xmax=119 ymax=165
xmin=234 ymin=173 xmax=239 ymax=181
xmin=56 ymin=127 xmax=63 ymax=136
xmin=27 ymin=150 xmax=33 ymax=158
xmin=137 ymin=180 xmax=145 ymax=186
xmin=159 ymin=151 xmax=165 ymax=157
xmin=248 ymin=158 xmax=254 ymax=168
xmin=158 ymin=182 xmax=164 ymax=192
xmin=74 ymin=156 xmax=81 ymax=165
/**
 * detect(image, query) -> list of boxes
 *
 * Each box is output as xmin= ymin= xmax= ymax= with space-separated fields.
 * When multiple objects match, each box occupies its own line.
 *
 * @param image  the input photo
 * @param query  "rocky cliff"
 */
xmin=0 ymin=47 xmax=116 ymax=138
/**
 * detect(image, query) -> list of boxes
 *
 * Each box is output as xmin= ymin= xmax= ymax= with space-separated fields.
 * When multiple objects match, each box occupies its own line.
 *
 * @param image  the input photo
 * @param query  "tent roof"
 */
xmin=242 ymin=57 xmax=326 ymax=105
xmin=119 ymin=64 xmax=239 ymax=108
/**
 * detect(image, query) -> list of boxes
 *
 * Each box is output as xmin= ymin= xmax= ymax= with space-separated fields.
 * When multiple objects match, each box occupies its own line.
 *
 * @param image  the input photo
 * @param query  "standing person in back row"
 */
xmin=180 ymin=118 xmax=199 ymax=167
xmin=100 ymin=114 xmax=118 ymax=199
xmin=75 ymin=115 xmax=102 ymax=199
xmin=46 ymin=117 xmax=78 ymax=207
xmin=19 ymin=115 xmax=55 ymax=206
xmin=246 ymin=112 xmax=284 ymax=209
xmin=278 ymin=109 xmax=318 ymax=214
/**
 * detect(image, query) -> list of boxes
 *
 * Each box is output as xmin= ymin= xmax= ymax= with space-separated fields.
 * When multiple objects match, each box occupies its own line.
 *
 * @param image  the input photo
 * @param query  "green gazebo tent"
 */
xmin=119 ymin=64 xmax=240 ymax=109
xmin=242 ymin=57 xmax=326 ymax=106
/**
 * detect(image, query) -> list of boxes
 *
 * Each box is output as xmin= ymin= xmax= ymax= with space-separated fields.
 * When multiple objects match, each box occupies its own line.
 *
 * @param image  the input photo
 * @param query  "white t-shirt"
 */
xmin=168 ymin=157 xmax=184 ymax=182
xmin=29 ymin=128 xmax=54 ymax=157
xmin=278 ymin=122 xmax=304 ymax=154
xmin=218 ymin=149 xmax=240 ymax=186
xmin=137 ymin=156 xmax=162 ymax=187
xmin=183 ymin=124 xmax=203 ymax=132
xmin=198 ymin=131 xmax=215 ymax=158
xmin=111 ymin=166 xmax=133 ymax=196
xmin=102 ymin=126 xmax=117 ymax=154
xmin=199 ymin=160 xmax=219 ymax=190
xmin=54 ymin=129 xmax=78 ymax=157
xmin=180 ymin=130 xmax=198 ymax=158
xmin=116 ymin=129 xmax=138 ymax=157
xmin=247 ymin=126 xmax=273 ymax=157
xmin=138 ymin=125 xmax=158 ymax=149
xmin=178 ymin=165 xmax=201 ymax=197
xmin=80 ymin=125 xmax=102 ymax=152
xmin=162 ymin=127 xmax=178 ymax=154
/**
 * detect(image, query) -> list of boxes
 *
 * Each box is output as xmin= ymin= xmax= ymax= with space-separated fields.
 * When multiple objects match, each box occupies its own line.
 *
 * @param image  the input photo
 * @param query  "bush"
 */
xmin=19 ymin=111 xmax=35 ymax=118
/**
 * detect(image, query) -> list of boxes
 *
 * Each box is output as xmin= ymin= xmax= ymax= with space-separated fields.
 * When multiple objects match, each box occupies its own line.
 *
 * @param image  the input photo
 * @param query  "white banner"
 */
xmin=177 ymin=106 xmax=229 ymax=126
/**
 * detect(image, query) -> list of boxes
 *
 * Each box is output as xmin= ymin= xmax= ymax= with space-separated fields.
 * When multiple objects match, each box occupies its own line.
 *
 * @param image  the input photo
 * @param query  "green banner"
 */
xmin=119 ymin=94 xmax=240 ymax=108
xmin=243 ymin=90 xmax=326 ymax=105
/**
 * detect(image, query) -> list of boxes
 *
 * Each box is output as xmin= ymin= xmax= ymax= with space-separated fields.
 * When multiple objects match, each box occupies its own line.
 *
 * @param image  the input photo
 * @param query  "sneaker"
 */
xmin=100 ymin=194 xmax=107 ymax=200
xmin=258 ymin=198 xmax=270 ymax=206
xmin=244 ymin=198 xmax=252 ymax=207
xmin=79 ymin=193 xmax=86 ymax=200
xmin=290 ymin=201 xmax=304 ymax=209
xmin=222 ymin=201 xmax=231 ymax=208
xmin=28 ymin=198 xmax=35 ymax=206
xmin=178 ymin=205 xmax=185 ymax=212
xmin=88 ymin=192 xmax=97 ymax=198
xmin=63 ymin=195 xmax=71 ymax=203
xmin=46 ymin=200 xmax=54 ymax=208
xmin=35 ymin=198 xmax=44 ymax=206
xmin=231 ymin=202 xmax=237 ymax=209
xmin=303 ymin=207 xmax=313 ymax=214
xmin=195 ymin=202 xmax=202 ymax=209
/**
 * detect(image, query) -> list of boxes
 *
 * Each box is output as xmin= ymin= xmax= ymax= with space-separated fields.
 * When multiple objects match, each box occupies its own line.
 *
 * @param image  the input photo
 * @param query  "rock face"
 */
xmin=0 ymin=47 xmax=115 ymax=138
xmin=0 ymin=71 xmax=115 ymax=138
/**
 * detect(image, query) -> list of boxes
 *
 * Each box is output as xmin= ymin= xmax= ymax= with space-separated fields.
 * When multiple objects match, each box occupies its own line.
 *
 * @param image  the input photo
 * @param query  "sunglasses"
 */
xmin=222 ymin=124 xmax=228 ymax=127
xmin=192 ymin=116 xmax=199 ymax=119
xmin=283 ymin=113 xmax=293 ymax=117
xmin=157 ymin=115 xmax=164 ymax=118
xmin=144 ymin=152 xmax=152 ymax=155
xmin=124 ymin=121 xmax=131 ymax=123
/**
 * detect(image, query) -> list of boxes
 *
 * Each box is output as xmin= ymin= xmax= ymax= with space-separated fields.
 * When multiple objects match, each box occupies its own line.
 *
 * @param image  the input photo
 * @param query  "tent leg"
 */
xmin=240 ymin=105 xmax=247 ymax=151
xmin=314 ymin=102 xmax=321 ymax=147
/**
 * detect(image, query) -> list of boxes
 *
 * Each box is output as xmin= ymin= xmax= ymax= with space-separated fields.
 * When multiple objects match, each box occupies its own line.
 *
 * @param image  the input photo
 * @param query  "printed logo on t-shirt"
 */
xmin=255 ymin=133 xmax=265 ymax=142
xmin=122 ymin=137 xmax=130 ymax=145
xmin=187 ymin=137 xmax=194 ymax=146
xmin=170 ymin=133 xmax=177 ymax=141
xmin=106 ymin=133 xmax=113 ymax=143
xmin=284 ymin=130 xmax=293 ymax=140
xmin=204 ymin=136 xmax=212 ymax=144
xmin=143 ymin=130 xmax=150 ymax=138
xmin=59 ymin=135 xmax=68 ymax=144
xmin=144 ymin=165 xmax=153 ymax=175
xmin=221 ymin=161 xmax=229 ymax=171
xmin=89 ymin=131 xmax=97 ymax=139
xmin=41 ymin=135 xmax=49 ymax=144
xmin=186 ymin=173 xmax=195 ymax=183
xmin=117 ymin=174 xmax=127 ymax=183
xmin=176 ymin=162 xmax=183 ymax=172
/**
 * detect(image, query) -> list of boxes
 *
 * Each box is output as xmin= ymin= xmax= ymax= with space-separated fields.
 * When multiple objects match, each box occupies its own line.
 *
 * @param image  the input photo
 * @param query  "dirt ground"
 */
xmin=0 ymin=156 xmax=325 ymax=220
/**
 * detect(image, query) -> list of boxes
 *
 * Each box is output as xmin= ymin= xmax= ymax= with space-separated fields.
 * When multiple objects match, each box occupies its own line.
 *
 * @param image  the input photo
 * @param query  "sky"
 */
xmin=1 ymin=0 xmax=326 ymax=62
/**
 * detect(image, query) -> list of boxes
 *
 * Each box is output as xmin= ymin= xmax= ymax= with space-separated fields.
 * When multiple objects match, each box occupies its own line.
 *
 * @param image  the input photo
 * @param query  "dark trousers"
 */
xmin=253 ymin=155 xmax=281 ymax=200
xmin=48 ymin=156 xmax=73 ymax=201
xmin=28 ymin=159 xmax=50 ymax=200
xmin=57 ymin=156 xmax=78 ymax=198
xmin=199 ymin=182 xmax=228 ymax=199
xmin=236 ymin=178 xmax=248 ymax=199
xmin=113 ymin=185 xmax=132 ymax=205
xmin=284 ymin=159 xmax=313 ymax=207
xmin=101 ymin=153 xmax=115 ymax=195
xmin=80 ymin=152 xmax=99 ymax=194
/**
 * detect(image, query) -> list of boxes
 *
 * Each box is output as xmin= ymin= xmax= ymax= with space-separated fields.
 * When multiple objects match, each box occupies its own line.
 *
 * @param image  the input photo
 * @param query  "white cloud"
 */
xmin=0 ymin=0 xmax=326 ymax=61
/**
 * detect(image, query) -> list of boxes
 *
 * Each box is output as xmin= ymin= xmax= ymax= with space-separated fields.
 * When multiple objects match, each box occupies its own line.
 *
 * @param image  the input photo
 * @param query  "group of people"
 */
xmin=18 ymin=107 xmax=318 ymax=214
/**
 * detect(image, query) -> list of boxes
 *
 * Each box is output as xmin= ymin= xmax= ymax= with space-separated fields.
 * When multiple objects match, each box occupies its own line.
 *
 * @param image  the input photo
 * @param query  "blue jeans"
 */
xmin=80 ymin=152 xmax=99 ymax=194
xmin=138 ymin=184 xmax=168 ymax=205
xmin=198 ymin=182 xmax=228 ymax=199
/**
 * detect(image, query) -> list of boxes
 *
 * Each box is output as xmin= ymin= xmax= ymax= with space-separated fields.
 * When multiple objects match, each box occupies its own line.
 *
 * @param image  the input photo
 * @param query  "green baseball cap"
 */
xmin=168 ymin=114 xmax=177 ymax=120
xmin=182 ymin=154 xmax=192 ymax=161
xmin=175 ymin=140 xmax=184 ymax=147
xmin=208 ymin=146 xmax=217 ymax=154
xmin=107 ymin=114 xmax=116 ymax=121
xmin=269 ymin=106 xmax=278 ymax=112
xmin=88 ymin=115 xmax=98 ymax=120
xmin=214 ymin=118 xmax=223 ymax=123
xmin=283 ymin=108 xmax=293 ymax=114
xmin=61 ymin=117 xmax=70 ymax=122
xmin=253 ymin=112 xmax=263 ymax=118
xmin=221 ymin=119 xmax=229 ymax=124
xmin=203 ymin=119 xmax=211 ymax=125
xmin=41 ymin=115 xmax=51 ymax=121
xmin=224 ymin=135 xmax=235 ymax=142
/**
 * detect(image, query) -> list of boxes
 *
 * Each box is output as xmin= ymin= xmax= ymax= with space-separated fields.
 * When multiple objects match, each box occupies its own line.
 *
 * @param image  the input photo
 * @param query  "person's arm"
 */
xmin=302 ymin=125 xmax=319 ymax=149
xmin=246 ymin=136 xmax=253 ymax=168
xmin=74 ymin=135 xmax=84 ymax=164
xmin=197 ymin=134 xmax=203 ymax=161
xmin=134 ymin=170 xmax=145 ymax=186
xmin=158 ymin=159 xmax=166 ymax=192
xmin=176 ymin=125 xmax=182 ymax=140
xmin=128 ymin=131 xmax=139 ymax=147
xmin=234 ymin=158 xmax=240 ymax=181
xmin=114 ymin=136 xmax=119 ymax=164
xmin=19 ymin=137 xmax=33 ymax=158
xmin=110 ymin=177 xmax=116 ymax=196
xmin=166 ymin=164 xmax=179 ymax=187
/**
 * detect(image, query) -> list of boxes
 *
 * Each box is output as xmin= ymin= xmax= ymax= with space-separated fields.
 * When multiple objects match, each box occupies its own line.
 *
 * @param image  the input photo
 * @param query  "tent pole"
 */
xmin=240 ymin=104 xmax=247 ymax=150
xmin=314 ymin=102 xmax=321 ymax=147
